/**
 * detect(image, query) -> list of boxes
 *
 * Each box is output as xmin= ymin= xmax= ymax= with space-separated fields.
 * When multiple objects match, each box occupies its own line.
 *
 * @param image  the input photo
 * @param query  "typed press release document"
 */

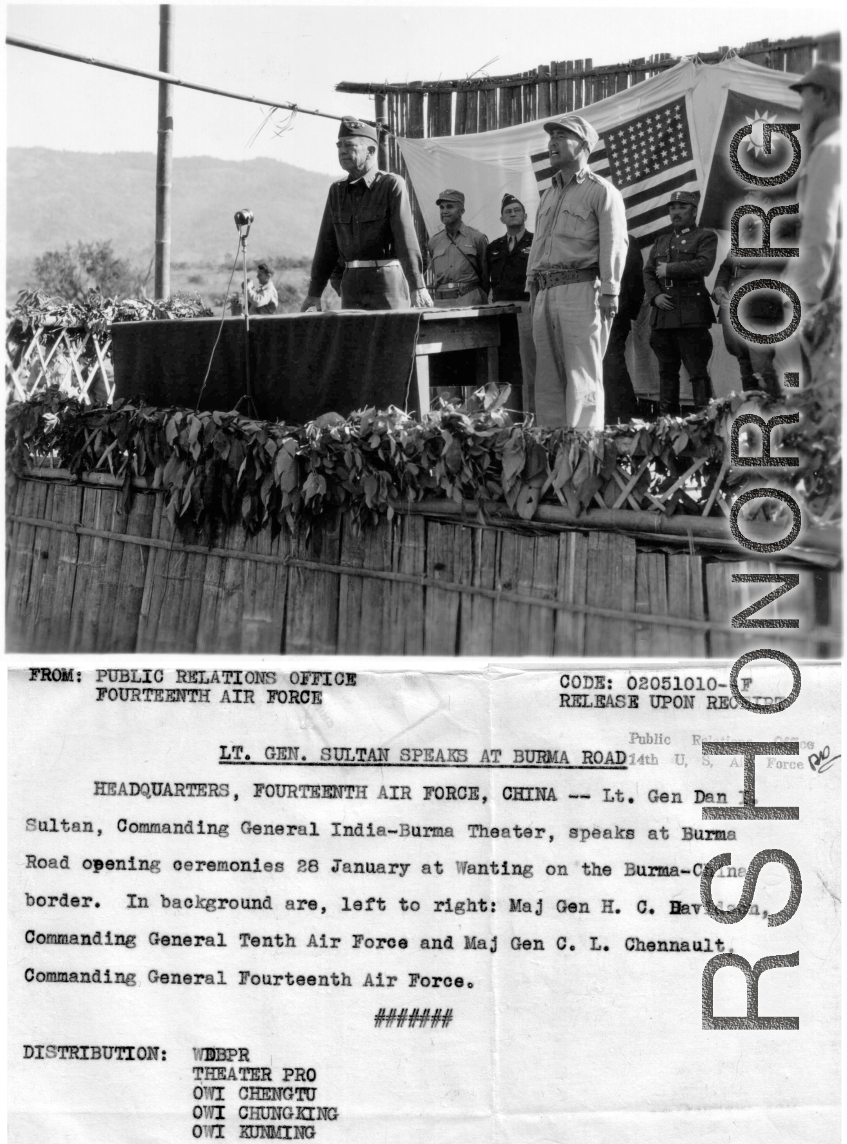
xmin=7 ymin=660 xmax=840 ymax=1143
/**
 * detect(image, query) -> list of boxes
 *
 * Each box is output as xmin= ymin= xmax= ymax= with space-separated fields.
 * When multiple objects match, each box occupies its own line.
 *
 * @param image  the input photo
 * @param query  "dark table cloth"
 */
xmin=110 ymin=310 xmax=423 ymax=421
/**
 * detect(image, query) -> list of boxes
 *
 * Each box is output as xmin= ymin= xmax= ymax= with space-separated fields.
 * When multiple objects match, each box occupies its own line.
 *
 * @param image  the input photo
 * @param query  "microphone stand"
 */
xmin=237 ymin=219 xmax=257 ymax=419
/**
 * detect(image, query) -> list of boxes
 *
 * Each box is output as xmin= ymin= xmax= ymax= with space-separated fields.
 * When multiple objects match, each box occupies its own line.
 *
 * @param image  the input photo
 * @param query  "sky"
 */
xmin=5 ymin=2 xmax=841 ymax=177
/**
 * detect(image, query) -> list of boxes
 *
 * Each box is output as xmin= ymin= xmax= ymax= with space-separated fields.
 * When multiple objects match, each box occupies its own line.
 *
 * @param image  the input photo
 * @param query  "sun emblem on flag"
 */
xmin=740 ymin=109 xmax=780 ymax=157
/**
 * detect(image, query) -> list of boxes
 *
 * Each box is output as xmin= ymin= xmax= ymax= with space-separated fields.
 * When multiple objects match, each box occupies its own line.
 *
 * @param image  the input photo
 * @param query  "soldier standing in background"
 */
xmin=427 ymin=190 xmax=489 ymax=307
xmin=643 ymin=189 xmax=717 ymax=415
xmin=603 ymin=235 xmax=645 ymax=423
xmin=487 ymin=194 xmax=536 ymax=411
xmin=712 ymin=190 xmax=787 ymax=398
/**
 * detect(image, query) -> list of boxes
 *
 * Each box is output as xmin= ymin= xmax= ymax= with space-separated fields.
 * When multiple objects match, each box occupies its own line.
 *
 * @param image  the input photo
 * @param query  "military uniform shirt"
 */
xmin=428 ymin=223 xmax=489 ymax=292
xmin=526 ymin=167 xmax=628 ymax=296
xmin=643 ymin=225 xmax=718 ymax=328
xmin=487 ymin=230 xmax=533 ymax=301
xmin=307 ymin=167 xmax=425 ymax=297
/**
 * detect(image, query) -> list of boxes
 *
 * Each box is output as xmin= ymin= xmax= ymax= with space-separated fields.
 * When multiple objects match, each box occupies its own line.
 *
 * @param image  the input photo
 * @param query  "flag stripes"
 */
xmin=530 ymin=98 xmax=700 ymax=247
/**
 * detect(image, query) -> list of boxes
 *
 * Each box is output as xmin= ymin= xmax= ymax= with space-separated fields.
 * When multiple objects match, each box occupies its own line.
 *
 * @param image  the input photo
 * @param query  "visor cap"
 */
xmin=542 ymin=113 xmax=599 ymax=153
xmin=338 ymin=116 xmax=379 ymax=144
xmin=788 ymin=61 xmax=840 ymax=95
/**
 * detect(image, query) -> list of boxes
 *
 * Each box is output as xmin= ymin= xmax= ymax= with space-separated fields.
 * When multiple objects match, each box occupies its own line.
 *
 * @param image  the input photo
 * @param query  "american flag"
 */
xmin=531 ymin=98 xmax=699 ymax=247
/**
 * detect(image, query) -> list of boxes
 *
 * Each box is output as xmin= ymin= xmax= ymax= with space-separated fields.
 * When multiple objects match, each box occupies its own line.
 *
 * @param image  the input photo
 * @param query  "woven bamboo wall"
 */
xmin=7 ymin=471 xmax=839 ymax=658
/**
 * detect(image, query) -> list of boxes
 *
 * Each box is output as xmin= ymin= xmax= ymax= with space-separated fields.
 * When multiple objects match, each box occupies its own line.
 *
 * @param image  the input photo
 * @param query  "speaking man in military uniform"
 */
xmin=526 ymin=113 xmax=628 ymax=430
xmin=427 ymin=190 xmax=489 ymax=307
xmin=487 ymin=194 xmax=536 ymax=408
xmin=643 ymin=189 xmax=717 ymax=414
xmin=301 ymin=116 xmax=432 ymax=312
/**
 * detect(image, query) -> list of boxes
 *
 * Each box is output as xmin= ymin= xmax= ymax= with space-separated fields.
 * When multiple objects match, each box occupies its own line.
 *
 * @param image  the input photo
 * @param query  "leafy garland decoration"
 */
xmin=7 ymin=385 xmax=837 ymax=536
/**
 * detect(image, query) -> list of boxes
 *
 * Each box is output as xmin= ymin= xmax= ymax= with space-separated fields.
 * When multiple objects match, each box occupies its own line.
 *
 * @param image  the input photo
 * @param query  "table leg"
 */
xmin=486 ymin=345 xmax=499 ymax=385
xmin=414 ymin=355 xmax=431 ymax=415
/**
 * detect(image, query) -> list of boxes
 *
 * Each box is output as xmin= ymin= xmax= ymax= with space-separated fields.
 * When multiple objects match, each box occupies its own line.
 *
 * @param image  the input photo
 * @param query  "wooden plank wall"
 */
xmin=7 ymin=474 xmax=840 ymax=659
xmin=368 ymin=33 xmax=839 ymax=236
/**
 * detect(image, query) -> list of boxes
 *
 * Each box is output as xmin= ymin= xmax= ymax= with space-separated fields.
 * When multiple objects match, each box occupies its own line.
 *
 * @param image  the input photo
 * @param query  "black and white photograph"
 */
xmin=5 ymin=4 xmax=841 ymax=658
xmin=5 ymin=7 xmax=842 ymax=1144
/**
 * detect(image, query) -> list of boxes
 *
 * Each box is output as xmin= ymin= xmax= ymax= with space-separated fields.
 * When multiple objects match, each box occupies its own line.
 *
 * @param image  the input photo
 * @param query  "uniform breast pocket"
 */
xmin=555 ymin=203 xmax=593 ymax=241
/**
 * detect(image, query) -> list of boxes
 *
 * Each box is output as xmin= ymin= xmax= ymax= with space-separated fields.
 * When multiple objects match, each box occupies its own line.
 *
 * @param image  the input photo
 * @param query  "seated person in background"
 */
xmin=247 ymin=260 xmax=279 ymax=314
xmin=231 ymin=260 xmax=279 ymax=315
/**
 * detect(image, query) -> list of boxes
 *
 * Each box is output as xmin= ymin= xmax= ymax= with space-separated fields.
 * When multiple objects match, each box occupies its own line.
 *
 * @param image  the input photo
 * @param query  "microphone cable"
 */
xmin=194 ymin=237 xmax=244 ymax=413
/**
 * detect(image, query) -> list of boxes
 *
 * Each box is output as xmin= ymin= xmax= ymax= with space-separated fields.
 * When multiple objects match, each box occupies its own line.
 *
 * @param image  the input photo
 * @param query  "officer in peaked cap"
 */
xmin=487 ymin=193 xmax=536 ymax=406
xmin=643 ymin=188 xmax=718 ymax=414
xmin=427 ymin=189 xmax=489 ymax=308
xmin=301 ymin=115 xmax=432 ymax=312
xmin=525 ymin=112 xmax=628 ymax=429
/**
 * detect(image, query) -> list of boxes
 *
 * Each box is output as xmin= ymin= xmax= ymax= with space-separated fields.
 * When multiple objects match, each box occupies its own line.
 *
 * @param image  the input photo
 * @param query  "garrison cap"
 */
xmin=542 ymin=113 xmax=599 ymax=153
xmin=337 ymin=116 xmax=379 ymax=143
xmin=501 ymin=193 xmax=524 ymax=211
xmin=668 ymin=189 xmax=700 ymax=207
xmin=436 ymin=189 xmax=465 ymax=206
xmin=788 ymin=60 xmax=841 ymax=95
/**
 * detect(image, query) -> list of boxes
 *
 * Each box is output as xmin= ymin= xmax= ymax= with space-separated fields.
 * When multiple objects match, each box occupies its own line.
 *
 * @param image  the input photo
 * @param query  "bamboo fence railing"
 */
xmin=6 ymin=324 xmax=114 ymax=405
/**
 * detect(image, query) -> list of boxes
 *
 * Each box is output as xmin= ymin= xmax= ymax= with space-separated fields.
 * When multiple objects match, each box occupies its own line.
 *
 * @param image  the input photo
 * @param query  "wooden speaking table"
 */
xmin=110 ymin=303 xmax=521 ymax=421
xmin=413 ymin=302 xmax=522 ymax=409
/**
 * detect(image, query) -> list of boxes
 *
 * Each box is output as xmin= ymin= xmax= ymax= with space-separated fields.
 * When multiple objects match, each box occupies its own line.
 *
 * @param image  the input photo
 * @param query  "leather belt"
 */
xmin=536 ymin=265 xmax=600 ymax=290
xmin=434 ymin=280 xmax=480 ymax=298
xmin=345 ymin=259 xmax=400 ymax=269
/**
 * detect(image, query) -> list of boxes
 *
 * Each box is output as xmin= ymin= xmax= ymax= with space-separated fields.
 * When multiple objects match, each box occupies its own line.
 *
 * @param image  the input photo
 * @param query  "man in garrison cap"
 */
xmin=525 ymin=114 xmax=628 ymax=429
xmin=487 ymin=194 xmax=536 ymax=407
xmin=427 ymin=190 xmax=489 ymax=307
xmin=301 ymin=116 xmax=433 ymax=312
xmin=643 ymin=189 xmax=718 ymax=414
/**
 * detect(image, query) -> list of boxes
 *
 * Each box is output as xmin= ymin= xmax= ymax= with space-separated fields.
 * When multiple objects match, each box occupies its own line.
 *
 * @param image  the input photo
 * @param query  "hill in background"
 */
xmin=6 ymin=147 xmax=336 ymax=307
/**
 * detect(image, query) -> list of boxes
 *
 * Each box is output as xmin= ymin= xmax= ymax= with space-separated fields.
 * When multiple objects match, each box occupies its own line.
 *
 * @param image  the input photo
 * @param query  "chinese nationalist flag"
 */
xmin=699 ymin=89 xmax=800 ymax=230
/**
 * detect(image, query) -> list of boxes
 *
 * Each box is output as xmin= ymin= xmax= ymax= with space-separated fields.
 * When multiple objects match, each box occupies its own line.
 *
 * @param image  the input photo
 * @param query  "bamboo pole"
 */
xmin=6 ymin=33 xmax=380 ymax=126
xmin=374 ymin=92 xmax=390 ymax=170
xmin=154 ymin=5 xmax=173 ymax=301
